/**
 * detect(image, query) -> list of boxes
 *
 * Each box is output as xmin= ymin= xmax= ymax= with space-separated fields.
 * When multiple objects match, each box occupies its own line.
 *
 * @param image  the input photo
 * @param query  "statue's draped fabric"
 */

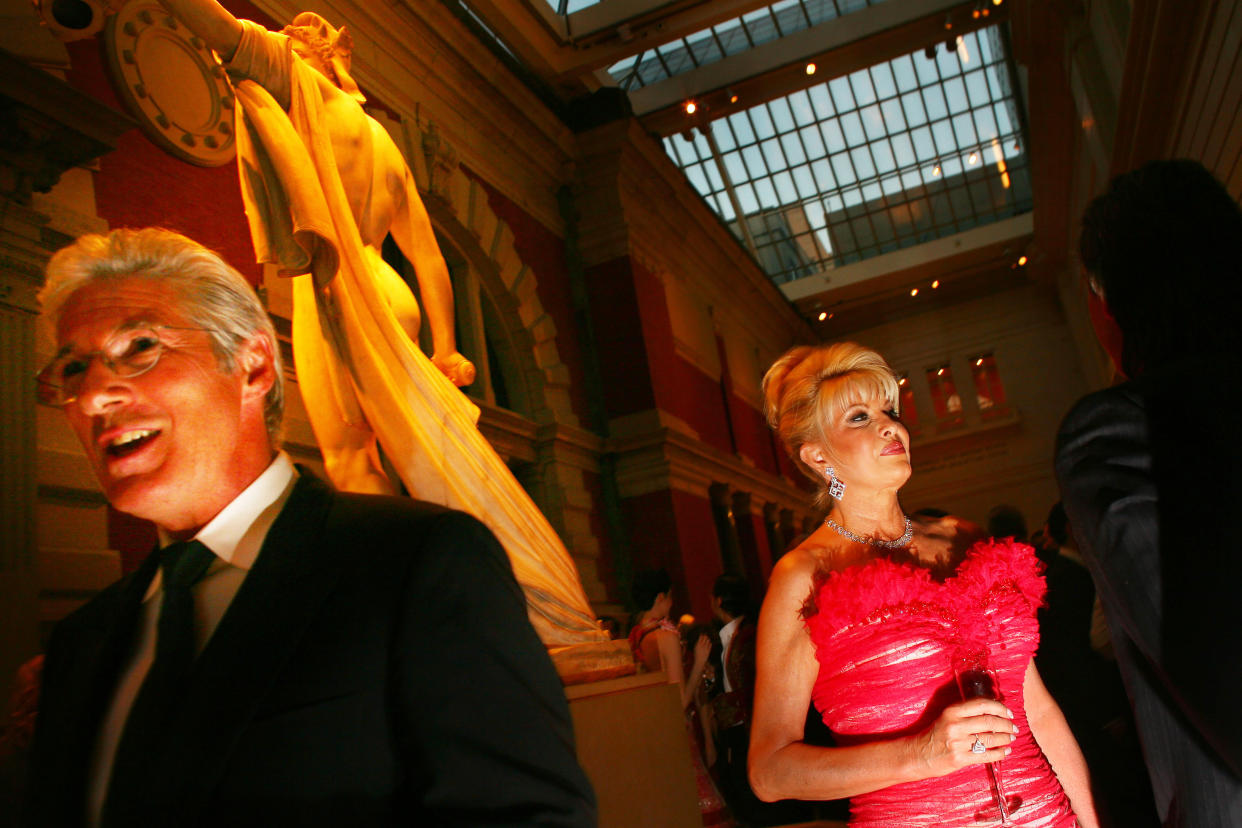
xmin=228 ymin=21 xmax=602 ymax=645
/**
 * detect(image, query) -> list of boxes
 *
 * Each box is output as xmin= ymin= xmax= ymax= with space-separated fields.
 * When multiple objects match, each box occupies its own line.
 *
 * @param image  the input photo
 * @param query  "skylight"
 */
xmin=662 ymin=25 xmax=1031 ymax=284
xmin=608 ymin=0 xmax=886 ymax=91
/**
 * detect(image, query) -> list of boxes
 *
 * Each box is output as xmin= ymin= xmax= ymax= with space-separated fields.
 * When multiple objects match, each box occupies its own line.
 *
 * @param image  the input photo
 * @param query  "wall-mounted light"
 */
xmin=817 ymin=311 xmax=828 ymax=321
xmin=33 ymin=0 xmax=114 ymax=41
xmin=932 ymin=163 xmax=941 ymax=177
xmin=910 ymin=288 xmax=919 ymax=297
xmin=931 ymin=279 xmax=940 ymax=289
xmin=805 ymin=62 xmax=817 ymax=75
xmin=685 ymin=101 xmax=697 ymax=115
xmin=1017 ymin=255 xmax=1028 ymax=267
xmin=968 ymin=151 xmax=979 ymax=165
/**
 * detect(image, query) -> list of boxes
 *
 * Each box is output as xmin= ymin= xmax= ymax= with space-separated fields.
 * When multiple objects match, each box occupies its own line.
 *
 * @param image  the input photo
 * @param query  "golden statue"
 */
xmin=153 ymin=0 xmax=605 ymax=646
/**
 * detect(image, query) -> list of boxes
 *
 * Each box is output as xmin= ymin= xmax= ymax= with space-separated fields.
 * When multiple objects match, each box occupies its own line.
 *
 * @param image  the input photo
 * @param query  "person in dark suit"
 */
xmin=1055 ymin=159 xmax=1242 ymax=826
xmin=25 ymin=227 xmax=595 ymax=827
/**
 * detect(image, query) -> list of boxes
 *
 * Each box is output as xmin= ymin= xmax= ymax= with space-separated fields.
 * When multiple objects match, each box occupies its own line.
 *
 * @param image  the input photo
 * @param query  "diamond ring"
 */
xmin=970 ymin=736 xmax=986 ymax=754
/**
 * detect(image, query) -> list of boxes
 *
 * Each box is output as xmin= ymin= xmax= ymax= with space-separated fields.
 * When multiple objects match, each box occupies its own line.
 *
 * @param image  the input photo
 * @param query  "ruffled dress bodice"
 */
xmin=805 ymin=540 xmax=1078 ymax=827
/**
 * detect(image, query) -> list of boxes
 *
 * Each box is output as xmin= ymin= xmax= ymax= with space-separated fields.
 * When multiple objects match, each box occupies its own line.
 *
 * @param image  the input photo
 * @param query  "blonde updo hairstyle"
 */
xmin=762 ymin=342 xmax=900 ymax=506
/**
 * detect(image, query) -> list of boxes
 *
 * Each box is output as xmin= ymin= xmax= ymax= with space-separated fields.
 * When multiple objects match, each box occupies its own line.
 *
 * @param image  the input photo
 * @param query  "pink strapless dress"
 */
xmin=805 ymin=539 xmax=1078 ymax=827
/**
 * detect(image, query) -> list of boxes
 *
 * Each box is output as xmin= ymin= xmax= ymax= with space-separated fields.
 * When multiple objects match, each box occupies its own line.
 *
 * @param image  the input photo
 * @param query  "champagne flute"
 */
xmin=954 ymin=652 xmax=1022 ymax=824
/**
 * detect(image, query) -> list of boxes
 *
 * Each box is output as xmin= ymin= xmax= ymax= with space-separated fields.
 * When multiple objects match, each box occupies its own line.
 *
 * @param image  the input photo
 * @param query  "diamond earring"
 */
xmin=825 ymin=466 xmax=845 ymax=499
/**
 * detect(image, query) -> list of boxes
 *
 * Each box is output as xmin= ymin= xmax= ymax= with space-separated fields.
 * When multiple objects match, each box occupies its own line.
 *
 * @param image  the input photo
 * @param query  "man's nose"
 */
xmin=73 ymin=358 xmax=132 ymax=415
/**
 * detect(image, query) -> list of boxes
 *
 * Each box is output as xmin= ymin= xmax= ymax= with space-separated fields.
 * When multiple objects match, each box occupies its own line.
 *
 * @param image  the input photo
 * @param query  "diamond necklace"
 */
xmin=824 ymin=515 xmax=913 ymax=548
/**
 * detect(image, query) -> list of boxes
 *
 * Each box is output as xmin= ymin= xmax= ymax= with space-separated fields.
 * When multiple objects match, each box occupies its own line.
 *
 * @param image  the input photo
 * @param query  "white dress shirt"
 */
xmin=85 ymin=453 xmax=298 ymax=826
xmin=718 ymin=616 xmax=741 ymax=694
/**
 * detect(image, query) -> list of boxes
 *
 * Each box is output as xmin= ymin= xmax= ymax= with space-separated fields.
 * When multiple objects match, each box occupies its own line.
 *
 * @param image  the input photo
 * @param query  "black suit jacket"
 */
xmin=1055 ymin=357 xmax=1242 ymax=827
xmin=27 ymin=472 xmax=596 ymax=827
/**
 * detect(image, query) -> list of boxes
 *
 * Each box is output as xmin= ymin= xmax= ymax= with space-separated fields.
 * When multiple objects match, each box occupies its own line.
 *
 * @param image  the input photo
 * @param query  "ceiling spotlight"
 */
xmin=981 ymin=7 xmax=990 ymax=15
xmin=932 ymin=163 xmax=941 ymax=177
xmin=829 ymin=312 xmax=835 ymax=320
xmin=944 ymin=15 xmax=953 ymax=30
xmin=931 ymin=279 xmax=940 ymax=289
xmin=899 ymin=376 xmax=908 ymax=386
xmin=729 ymin=93 xmax=739 ymax=104
xmin=975 ymin=357 xmax=984 ymax=366
xmin=937 ymin=367 xmax=946 ymax=376
xmin=968 ymin=151 xmax=979 ymax=164
xmin=972 ymin=8 xmax=981 ymax=18
xmin=685 ymin=101 xmax=697 ymax=115
xmin=910 ymin=288 xmax=919 ymax=297
xmin=1017 ymin=255 xmax=1028 ymax=266
xmin=1013 ymin=141 xmax=1020 ymax=152
xmin=993 ymin=0 xmax=1003 ymax=5
xmin=818 ymin=311 xmax=828 ymax=321
xmin=805 ymin=62 xmax=817 ymax=75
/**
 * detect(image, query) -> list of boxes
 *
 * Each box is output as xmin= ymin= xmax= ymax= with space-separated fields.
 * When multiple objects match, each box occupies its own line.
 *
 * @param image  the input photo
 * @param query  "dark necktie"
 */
xmin=102 ymin=540 xmax=216 ymax=826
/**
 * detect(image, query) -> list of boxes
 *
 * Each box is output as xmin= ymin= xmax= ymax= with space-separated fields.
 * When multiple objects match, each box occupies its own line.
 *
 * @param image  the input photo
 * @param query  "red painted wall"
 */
xmin=583 ymin=256 xmax=656 ymax=419
xmin=621 ymin=488 xmax=724 ymax=624
xmin=468 ymin=175 xmax=596 ymax=428
xmin=63 ymin=0 xmax=276 ymax=287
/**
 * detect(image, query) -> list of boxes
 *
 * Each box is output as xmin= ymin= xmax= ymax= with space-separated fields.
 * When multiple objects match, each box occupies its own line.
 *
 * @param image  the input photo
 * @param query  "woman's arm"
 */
xmin=748 ymin=548 xmax=1017 ymax=802
xmin=1023 ymin=661 xmax=1099 ymax=828
xmin=655 ymin=629 xmax=709 ymax=710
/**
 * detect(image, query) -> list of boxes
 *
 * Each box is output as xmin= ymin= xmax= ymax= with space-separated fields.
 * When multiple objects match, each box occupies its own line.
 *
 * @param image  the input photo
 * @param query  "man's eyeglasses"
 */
xmin=35 ymin=324 xmax=214 ymax=407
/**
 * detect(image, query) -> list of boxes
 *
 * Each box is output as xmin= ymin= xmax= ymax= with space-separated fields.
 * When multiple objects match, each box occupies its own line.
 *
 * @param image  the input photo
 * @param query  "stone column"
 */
xmin=0 ymin=49 xmax=132 ymax=701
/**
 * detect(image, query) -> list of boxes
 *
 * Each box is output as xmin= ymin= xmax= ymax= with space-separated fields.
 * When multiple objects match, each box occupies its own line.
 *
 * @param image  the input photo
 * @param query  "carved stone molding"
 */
xmin=0 ymin=48 xmax=133 ymax=204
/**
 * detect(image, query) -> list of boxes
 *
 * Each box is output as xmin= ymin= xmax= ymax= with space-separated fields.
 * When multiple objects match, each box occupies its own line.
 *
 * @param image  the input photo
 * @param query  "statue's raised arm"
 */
xmin=155 ymin=0 xmax=243 ymax=61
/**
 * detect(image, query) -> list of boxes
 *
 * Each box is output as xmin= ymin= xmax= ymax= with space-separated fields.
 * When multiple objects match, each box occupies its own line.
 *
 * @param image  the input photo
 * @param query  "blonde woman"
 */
xmin=748 ymin=343 xmax=1097 ymax=827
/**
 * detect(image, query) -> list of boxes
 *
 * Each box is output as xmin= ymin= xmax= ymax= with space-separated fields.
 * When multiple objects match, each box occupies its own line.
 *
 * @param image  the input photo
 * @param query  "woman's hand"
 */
xmin=911 ymin=698 xmax=1017 ymax=778
xmin=432 ymin=351 xmax=476 ymax=387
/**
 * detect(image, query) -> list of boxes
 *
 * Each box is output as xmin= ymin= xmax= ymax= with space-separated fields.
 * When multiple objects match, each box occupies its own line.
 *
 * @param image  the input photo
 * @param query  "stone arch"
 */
xmin=392 ymin=116 xmax=579 ymax=430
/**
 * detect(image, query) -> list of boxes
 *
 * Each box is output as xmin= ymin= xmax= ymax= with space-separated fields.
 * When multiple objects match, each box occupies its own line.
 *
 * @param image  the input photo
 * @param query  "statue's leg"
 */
xmin=373 ymin=252 xmax=421 ymax=343
xmin=292 ymin=273 xmax=395 ymax=495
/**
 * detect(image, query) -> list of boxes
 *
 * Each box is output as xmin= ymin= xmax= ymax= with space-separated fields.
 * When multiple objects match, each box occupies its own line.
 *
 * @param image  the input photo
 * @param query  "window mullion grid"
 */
xmin=838 ymin=80 xmax=885 ymax=260
xmin=704 ymin=121 xmax=761 ymax=260
xmin=889 ymin=68 xmax=934 ymax=245
xmin=789 ymin=98 xmax=829 ymax=271
xmin=942 ymin=55 xmax=985 ymax=228
xmin=922 ymin=56 xmax=964 ymax=235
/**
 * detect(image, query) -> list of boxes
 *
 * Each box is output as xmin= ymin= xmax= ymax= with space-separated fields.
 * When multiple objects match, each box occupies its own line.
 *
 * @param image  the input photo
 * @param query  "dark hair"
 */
xmin=712 ymin=574 xmax=752 ymax=618
xmin=631 ymin=569 xmax=671 ymax=612
xmin=987 ymin=504 xmax=1027 ymax=542
xmin=1080 ymin=159 xmax=1242 ymax=376
xmin=1045 ymin=501 xmax=1069 ymax=546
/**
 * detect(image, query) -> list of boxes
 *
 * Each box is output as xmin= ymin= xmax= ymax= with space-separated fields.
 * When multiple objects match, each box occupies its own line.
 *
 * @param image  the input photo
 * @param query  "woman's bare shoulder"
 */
xmin=769 ymin=536 xmax=861 ymax=603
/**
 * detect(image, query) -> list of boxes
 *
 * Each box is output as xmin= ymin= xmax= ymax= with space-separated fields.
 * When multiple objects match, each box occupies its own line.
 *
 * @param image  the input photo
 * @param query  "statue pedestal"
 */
xmin=549 ymin=638 xmax=634 ymax=685
xmin=566 ymin=671 xmax=701 ymax=828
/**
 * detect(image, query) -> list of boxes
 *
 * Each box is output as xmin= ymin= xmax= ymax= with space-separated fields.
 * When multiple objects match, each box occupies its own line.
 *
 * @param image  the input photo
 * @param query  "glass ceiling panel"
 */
xmin=662 ymin=25 xmax=1031 ymax=285
xmin=608 ymin=0 xmax=889 ymax=91
xmin=545 ymin=0 xmax=602 ymax=14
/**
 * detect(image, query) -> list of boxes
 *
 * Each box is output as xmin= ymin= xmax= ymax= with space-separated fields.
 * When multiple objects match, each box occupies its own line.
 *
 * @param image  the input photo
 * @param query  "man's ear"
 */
xmin=237 ymin=335 xmax=277 ymax=403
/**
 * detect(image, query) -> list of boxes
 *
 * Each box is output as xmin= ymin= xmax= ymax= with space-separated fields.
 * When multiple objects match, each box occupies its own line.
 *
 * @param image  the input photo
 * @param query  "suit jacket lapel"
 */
xmin=141 ymin=472 xmax=348 ymax=823
xmin=43 ymin=551 xmax=162 ymax=825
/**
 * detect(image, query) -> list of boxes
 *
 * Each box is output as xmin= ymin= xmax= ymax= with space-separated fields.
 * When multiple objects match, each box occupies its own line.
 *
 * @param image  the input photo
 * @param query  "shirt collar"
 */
xmin=156 ymin=452 xmax=297 ymax=569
